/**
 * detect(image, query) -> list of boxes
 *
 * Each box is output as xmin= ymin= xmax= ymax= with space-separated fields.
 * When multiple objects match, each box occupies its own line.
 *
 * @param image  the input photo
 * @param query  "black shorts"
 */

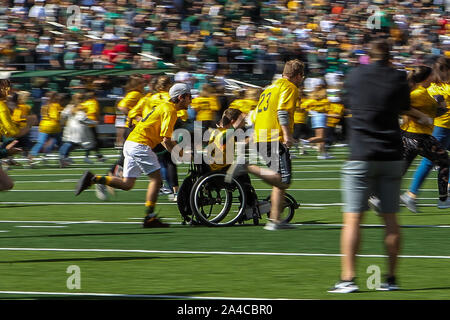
xmin=293 ymin=123 xmax=308 ymax=140
xmin=256 ymin=142 xmax=292 ymax=185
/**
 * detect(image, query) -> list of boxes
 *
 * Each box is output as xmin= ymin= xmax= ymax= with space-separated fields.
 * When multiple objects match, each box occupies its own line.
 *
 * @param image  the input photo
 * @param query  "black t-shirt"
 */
xmin=343 ymin=61 xmax=410 ymax=161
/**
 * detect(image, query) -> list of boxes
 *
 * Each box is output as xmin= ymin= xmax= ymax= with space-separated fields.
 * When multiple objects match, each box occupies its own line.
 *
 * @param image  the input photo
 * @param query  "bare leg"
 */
xmin=247 ymin=165 xmax=288 ymax=189
xmin=146 ymin=170 xmax=162 ymax=204
xmin=106 ymin=176 xmax=136 ymax=191
xmin=382 ymin=213 xmax=401 ymax=278
xmin=270 ymin=186 xmax=285 ymax=222
xmin=340 ymin=212 xmax=363 ymax=281
xmin=0 ymin=169 xmax=14 ymax=191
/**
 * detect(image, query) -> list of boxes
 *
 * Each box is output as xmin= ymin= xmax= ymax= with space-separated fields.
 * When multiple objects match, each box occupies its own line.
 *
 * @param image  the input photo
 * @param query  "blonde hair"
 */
xmin=17 ymin=91 xmax=31 ymax=104
xmin=245 ymin=88 xmax=262 ymax=100
xmin=282 ymin=59 xmax=305 ymax=79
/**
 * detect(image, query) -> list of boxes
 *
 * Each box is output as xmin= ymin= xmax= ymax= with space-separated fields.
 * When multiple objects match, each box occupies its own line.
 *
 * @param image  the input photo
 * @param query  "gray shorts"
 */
xmin=341 ymin=160 xmax=404 ymax=214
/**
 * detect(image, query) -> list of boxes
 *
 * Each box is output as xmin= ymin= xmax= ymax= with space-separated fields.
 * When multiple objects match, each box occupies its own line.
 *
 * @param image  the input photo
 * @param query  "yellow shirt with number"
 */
xmin=39 ymin=102 xmax=63 ymax=134
xmin=253 ymin=78 xmax=299 ymax=142
xmin=126 ymin=100 xmax=178 ymax=149
xmin=117 ymin=90 xmax=143 ymax=128
xmin=229 ymin=99 xmax=258 ymax=114
xmin=191 ymin=96 xmax=221 ymax=121
xmin=401 ymin=86 xmax=438 ymax=135
xmin=428 ymin=83 xmax=450 ymax=129
xmin=0 ymin=100 xmax=20 ymax=137
xmin=12 ymin=103 xmax=31 ymax=129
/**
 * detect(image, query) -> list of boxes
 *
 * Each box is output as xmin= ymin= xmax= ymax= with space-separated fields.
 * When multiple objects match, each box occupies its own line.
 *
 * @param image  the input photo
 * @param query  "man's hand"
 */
xmin=282 ymin=133 xmax=295 ymax=148
xmin=280 ymin=124 xmax=294 ymax=148
xmin=6 ymin=140 xmax=22 ymax=156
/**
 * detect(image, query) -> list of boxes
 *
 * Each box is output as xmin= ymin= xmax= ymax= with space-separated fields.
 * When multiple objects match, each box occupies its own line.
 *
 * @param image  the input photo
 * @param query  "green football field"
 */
xmin=0 ymin=146 xmax=449 ymax=300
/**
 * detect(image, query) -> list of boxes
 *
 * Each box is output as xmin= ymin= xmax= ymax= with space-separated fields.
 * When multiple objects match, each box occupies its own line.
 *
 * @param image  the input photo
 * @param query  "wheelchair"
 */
xmin=177 ymin=154 xmax=299 ymax=227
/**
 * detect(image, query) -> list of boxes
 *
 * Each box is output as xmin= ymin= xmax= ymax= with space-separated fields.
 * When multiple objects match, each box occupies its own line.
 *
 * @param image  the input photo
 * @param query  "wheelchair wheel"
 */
xmin=190 ymin=172 xmax=246 ymax=227
xmin=265 ymin=193 xmax=298 ymax=223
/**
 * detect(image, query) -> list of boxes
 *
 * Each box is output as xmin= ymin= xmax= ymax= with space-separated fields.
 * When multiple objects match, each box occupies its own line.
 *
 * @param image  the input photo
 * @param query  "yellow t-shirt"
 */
xmin=127 ymin=93 xmax=153 ymax=121
xmin=177 ymin=109 xmax=188 ymax=122
xmin=0 ymin=100 xmax=20 ymax=137
xmin=294 ymin=101 xmax=307 ymax=124
xmin=143 ymin=92 xmax=170 ymax=119
xmin=126 ymin=100 xmax=178 ymax=149
xmin=39 ymin=102 xmax=63 ymax=134
xmin=229 ymin=99 xmax=258 ymax=114
xmin=117 ymin=90 xmax=143 ymax=128
xmin=208 ymin=128 xmax=232 ymax=171
xmin=81 ymin=99 xmax=100 ymax=123
xmin=327 ymin=103 xmax=344 ymax=128
xmin=191 ymin=96 xmax=221 ymax=121
xmin=428 ymin=83 xmax=450 ymax=129
xmin=301 ymin=98 xmax=329 ymax=113
xmin=12 ymin=103 xmax=31 ymax=129
xmin=401 ymin=86 xmax=438 ymax=135
xmin=253 ymin=78 xmax=299 ymax=142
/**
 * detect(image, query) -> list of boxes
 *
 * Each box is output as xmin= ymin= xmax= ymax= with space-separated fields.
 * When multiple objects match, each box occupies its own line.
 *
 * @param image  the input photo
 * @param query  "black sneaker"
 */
xmin=75 ymin=171 xmax=95 ymax=196
xmin=143 ymin=216 xmax=170 ymax=228
xmin=377 ymin=276 xmax=399 ymax=291
xmin=328 ymin=279 xmax=359 ymax=293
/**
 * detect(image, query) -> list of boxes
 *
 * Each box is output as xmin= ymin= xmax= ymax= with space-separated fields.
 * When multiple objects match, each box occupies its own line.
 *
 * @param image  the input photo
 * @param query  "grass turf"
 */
xmin=0 ymin=147 xmax=449 ymax=300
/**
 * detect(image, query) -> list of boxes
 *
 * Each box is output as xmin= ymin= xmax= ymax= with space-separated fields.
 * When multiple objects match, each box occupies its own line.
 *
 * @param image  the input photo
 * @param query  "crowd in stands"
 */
xmin=0 ymin=0 xmax=447 ymax=80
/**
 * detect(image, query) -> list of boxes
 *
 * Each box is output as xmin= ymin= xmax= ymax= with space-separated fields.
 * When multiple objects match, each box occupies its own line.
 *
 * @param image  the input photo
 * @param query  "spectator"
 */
xmin=329 ymin=40 xmax=410 ymax=294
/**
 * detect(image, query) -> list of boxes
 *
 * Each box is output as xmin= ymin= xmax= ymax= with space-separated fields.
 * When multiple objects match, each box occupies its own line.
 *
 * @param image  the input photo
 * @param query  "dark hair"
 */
xmin=218 ymin=108 xmax=242 ymax=127
xmin=430 ymin=56 xmax=450 ymax=84
xmin=368 ymin=39 xmax=391 ymax=62
xmin=407 ymin=66 xmax=432 ymax=89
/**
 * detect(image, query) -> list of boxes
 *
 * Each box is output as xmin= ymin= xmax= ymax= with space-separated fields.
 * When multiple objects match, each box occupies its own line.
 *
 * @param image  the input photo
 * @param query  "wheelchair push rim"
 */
xmin=190 ymin=172 xmax=246 ymax=227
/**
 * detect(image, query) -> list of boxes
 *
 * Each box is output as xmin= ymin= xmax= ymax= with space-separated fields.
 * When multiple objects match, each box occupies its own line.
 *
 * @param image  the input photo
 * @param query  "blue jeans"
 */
xmin=409 ymin=126 xmax=450 ymax=195
xmin=30 ymin=132 xmax=61 ymax=156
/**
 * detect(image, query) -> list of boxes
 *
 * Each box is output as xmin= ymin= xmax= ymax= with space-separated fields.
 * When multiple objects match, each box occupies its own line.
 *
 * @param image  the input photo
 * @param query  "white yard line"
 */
xmin=0 ymin=247 xmax=449 ymax=260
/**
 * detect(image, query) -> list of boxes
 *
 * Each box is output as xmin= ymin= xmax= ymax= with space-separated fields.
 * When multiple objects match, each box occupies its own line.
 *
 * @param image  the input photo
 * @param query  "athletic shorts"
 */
xmin=310 ymin=111 xmax=327 ymax=129
xmin=256 ymin=142 xmax=292 ymax=185
xmin=122 ymin=140 xmax=161 ymax=178
xmin=341 ymin=160 xmax=404 ymax=214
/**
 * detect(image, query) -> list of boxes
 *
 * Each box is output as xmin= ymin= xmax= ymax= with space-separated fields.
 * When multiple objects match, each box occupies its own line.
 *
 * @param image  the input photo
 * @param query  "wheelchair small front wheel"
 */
xmin=190 ymin=172 xmax=246 ymax=227
xmin=265 ymin=193 xmax=297 ymax=223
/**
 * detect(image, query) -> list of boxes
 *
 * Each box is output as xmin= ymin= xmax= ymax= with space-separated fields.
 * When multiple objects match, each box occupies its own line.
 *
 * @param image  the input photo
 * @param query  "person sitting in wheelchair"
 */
xmin=206 ymin=108 xmax=256 ymax=208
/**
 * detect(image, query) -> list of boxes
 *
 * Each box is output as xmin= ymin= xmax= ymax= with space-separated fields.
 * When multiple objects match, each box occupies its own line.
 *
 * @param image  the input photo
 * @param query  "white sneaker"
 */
xmin=368 ymin=196 xmax=381 ymax=215
xmin=328 ymin=280 xmax=359 ymax=293
xmin=95 ymin=184 xmax=108 ymax=201
xmin=437 ymin=198 xmax=450 ymax=209
xmin=317 ymin=153 xmax=335 ymax=160
xmin=400 ymin=192 xmax=418 ymax=213
xmin=263 ymin=220 xmax=296 ymax=231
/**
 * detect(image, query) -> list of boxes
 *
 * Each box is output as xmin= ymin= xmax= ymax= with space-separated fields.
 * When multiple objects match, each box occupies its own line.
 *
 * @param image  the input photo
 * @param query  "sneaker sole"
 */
xmin=75 ymin=171 xmax=93 ymax=196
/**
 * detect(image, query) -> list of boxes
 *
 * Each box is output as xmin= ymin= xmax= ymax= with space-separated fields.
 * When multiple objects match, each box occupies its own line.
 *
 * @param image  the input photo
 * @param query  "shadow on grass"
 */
xmin=0 ymin=290 xmax=220 ymax=300
xmin=0 ymin=205 xmax=50 ymax=209
xmin=0 ymin=232 xmax=171 ymax=239
xmin=0 ymin=255 xmax=207 ymax=264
